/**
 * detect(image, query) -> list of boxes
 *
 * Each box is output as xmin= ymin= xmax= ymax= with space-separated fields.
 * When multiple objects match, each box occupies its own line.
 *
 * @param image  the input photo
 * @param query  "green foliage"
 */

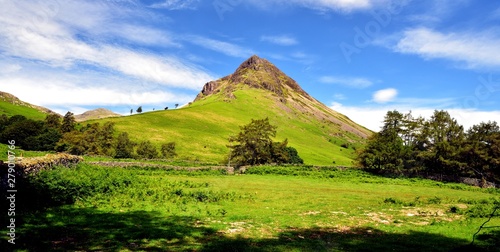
xmin=61 ymin=111 xmax=76 ymax=133
xmin=161 ymin=142 xmax=177 ymax=159
xmin=44 ymin=113 xmax=61 ymax=129
xmin=358 ymin=110 xmax=500 ymax=183
xmin=136 ymin=140 xmax=159 ymax=159
xmin=136 ymin=106 xmax=142 ymax=113
xmin=114 ymin=132 xmax=136 ymax=158
xmin=228 ymin=118 xmax=277 ymax=166
xmin=56 ymin=122 xmax=116 ymax=156
xmin=228 ymin=118 xmax=303 ymax=166
xmin=284 ymin=146 xmax=303 ymax=164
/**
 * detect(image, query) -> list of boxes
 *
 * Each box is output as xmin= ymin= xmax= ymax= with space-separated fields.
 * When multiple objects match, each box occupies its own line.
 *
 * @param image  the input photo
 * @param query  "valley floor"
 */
xmin=2 ymin=164 xmax=499 ymax=251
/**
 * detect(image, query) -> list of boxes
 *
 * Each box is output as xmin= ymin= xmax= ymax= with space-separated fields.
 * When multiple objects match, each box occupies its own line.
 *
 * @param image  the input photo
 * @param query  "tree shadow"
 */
xmin=2 ymin=207 xmax=217 ymax=251
xmin=201 ymin=226 xmax=486 ymax=252
xmin=2 ymin=208 xmax=497 ymax=252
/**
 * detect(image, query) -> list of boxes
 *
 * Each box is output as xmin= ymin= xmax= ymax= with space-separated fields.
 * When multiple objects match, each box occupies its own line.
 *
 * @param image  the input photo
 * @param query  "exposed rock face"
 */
xmin=194 ymin=55 xmax=312 ymax=102
xmin=195 ymin=81 xmax=221 ymax=101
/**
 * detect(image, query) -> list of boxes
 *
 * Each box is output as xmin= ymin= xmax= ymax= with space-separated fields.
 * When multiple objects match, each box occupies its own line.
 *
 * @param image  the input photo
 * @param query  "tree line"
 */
xmin=0 ymin=112 xmax=177 ymax=159
xmin=358 ymin=110 xmax=500 ymax=183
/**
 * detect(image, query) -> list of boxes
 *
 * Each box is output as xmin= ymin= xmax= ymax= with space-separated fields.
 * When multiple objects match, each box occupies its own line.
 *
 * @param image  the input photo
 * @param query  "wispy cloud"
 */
xmin=0 ymin=0 xmax=214 ymax=89
xmin=249 ymin=0 xmax=373 ymax=12
xmin=319 ymin=76 xmax=373 ymax=88
xmin=394 ymin=27 xmax=500 ymax=69
xmin=0 ymin=0 xmax=216 ymax=114
xmin=260 ymin=35 xmax=298 ymax=46
xmin=185 ymin=35 xmax=254 ymax=58
xmin=372 ymin=88 xmax=398 ymax=103
xmin=150 ymin=0 xmax=201 ymax=10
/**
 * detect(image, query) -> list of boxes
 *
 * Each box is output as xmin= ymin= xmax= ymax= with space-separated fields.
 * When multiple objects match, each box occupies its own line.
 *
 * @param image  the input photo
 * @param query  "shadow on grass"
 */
xmin=1 ymin=207 xmax=497 ymax=252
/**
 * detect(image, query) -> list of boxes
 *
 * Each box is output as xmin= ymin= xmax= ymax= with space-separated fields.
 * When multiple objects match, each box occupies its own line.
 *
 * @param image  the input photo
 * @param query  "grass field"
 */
xmin=3 ymin=163 xmax=499 ymax=251
xmin=0 ymin=100 xmax=48 ymax=121
xmin=97 ymin=87 xmax=369 ymax=166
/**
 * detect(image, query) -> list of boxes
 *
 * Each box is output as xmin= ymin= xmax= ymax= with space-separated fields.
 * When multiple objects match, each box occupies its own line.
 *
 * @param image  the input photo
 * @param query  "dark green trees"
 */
xmin=358 ymin=110 xmax=500 ymax=182
xmin=228 ymin=118 xmax=302 ymax=166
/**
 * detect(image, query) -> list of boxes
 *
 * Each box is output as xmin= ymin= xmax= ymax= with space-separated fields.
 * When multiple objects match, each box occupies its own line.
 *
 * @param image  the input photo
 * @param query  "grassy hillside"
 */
xmin=99 ymin=87 xmax=367 ymax=166
xmin=0 ymin=99 xmax=48 ymax=120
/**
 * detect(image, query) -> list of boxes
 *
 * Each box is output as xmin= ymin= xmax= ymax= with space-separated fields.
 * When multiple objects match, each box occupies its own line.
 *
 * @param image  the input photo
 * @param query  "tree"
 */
xmin=136 ymin=140 xmax=158 ymax=159
xmin=114 ymin=132 xmax=135 ymax=158
xmin=136 ymin=106 xmax=142 ymax=113
xmin=175 ymin=104 xmax=179 ymax=109
xmin=61 ymin=112 xmax=76 ymax=133
xmin=228 ymin=118 xmax=277 ymax=166
xmin=419 ymin=110 xmax=465 ymax=174
xmin=358 ymin=110 xmax=411 ymax=173
xmin=460 ymin=121 xmax=500 ymax=180
xmin=130 ymin=109 xmax=133 ymax=115
xmin=44 ymin=113 xmax=61 ymax=130
xmin=0 ymin=119 xmax=44 ymax=150
xmin=164 ymin=107 xmax=168 ymax=110
xmin=160 ymin=142 xmax=177 ymax=159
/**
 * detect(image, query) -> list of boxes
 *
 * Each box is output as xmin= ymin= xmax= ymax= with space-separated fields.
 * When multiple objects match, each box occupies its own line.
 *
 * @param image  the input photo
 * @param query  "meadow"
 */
xmin=2 ymin=163 xmax=499 ymax=251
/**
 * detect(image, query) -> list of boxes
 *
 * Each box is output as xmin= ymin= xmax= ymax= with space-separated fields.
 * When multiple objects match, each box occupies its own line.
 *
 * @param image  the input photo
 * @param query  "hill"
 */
xmin=0 ymin=91 xmax=55 ymax=120
xmin=99 ymin=55 xmax=372 ymax=166
xmin=75 ymin=108 xmax=120 ymax=122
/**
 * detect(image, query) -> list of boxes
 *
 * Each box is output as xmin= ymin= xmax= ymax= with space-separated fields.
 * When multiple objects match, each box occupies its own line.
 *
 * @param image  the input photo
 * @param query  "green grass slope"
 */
xmin=0 ymin=99 xmax=48 ymax=120
xmin=99 ymin=87 xmax=368 ymax=166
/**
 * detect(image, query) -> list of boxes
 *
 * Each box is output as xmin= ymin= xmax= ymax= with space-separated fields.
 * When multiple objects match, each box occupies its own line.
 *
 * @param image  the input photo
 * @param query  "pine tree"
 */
xmin=61 ymin=112 xmax=76 ymax=133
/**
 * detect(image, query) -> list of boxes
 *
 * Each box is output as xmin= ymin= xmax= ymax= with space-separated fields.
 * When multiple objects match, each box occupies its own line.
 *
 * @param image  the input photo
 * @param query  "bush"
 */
xmin=114 ymin=132 xmax=135 ymax=158
xmin=136 ymin=140 xmax=159 ymax=159
xmin=161 ymin=142 xmax=177 ymax=159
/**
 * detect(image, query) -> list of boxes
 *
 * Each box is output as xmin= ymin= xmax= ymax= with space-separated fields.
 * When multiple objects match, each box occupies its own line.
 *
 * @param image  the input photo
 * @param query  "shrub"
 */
xmin=161 ymin=142 xmax=177 ymax=159
xmin=136 ymin=140 xmax=159 ymax=159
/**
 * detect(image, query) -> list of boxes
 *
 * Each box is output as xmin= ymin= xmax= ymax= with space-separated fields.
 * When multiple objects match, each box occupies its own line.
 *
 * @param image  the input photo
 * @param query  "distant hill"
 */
xmin=0 ymin=91 xmax=56 ymax=120
xmin=75 ymin=108 xmax=120 ymax=122
xmin=97 ymin=55 xmax=372 ymax=166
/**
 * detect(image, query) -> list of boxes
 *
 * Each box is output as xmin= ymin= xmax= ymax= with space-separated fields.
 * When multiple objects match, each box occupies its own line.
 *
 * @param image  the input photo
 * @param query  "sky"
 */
xmin=1 ymin=0 xmax=500 ymax=132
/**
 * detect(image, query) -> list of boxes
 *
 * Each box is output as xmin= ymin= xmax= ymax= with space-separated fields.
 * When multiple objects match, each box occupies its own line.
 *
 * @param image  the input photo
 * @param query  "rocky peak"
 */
xmin=194 ymin=55 xmax=313 ymax=101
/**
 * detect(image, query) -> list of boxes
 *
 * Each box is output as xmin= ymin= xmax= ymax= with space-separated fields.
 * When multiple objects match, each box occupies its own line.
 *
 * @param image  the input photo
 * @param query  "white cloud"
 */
xmin=373 ymin=88 xmax=398 ymax=103
xmin=0 ymin=74 xmax=194 ymax=112
xmin=394 ymin=27 xmax=500 ymax=69
xmin=261 ymin=35 xmax=298 ymax=46
xmin=0 ymin=0 xmax=214 ymax=90
xmin=331 ymin=102 xmax=500 ymax=132
xmin=319 ymin=76 xmax=373 ymax=88
xmin=185 ymin=36 xmax=254 ymax=58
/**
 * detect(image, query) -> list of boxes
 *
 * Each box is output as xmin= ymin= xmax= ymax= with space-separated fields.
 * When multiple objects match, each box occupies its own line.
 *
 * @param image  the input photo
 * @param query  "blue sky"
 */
xmin=1 ymin=0 xmax=499 ymax=131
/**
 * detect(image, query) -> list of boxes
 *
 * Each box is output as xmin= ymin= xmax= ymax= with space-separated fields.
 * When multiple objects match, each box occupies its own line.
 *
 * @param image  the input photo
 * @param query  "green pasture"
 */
xmin=3 ymin=164 xmax=499 ymax=251
xmin=96 ymin=88 xmax=367 ymax=166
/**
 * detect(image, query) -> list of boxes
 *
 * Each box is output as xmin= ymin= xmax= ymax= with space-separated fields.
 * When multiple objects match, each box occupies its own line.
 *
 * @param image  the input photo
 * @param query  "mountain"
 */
xmin=75 ymin=108 xmax=120 ymax=122
xmin=0 ymin=91 xmax=56 ymax=120
xmin=100 ymin=55 xmax=372 ymax=166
